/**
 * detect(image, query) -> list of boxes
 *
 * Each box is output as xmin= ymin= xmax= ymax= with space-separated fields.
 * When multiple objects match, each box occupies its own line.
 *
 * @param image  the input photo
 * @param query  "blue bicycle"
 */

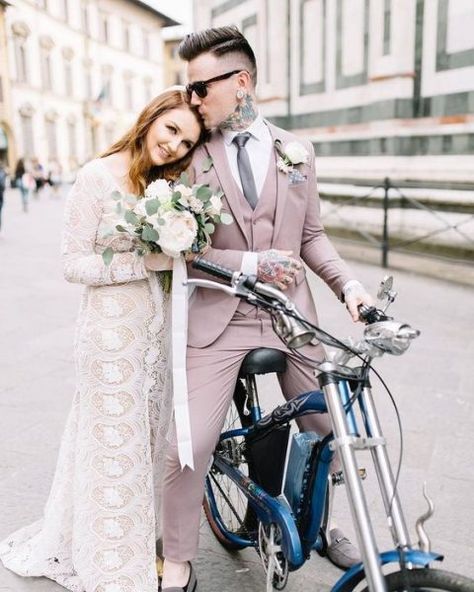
xmin=188 ymin=259 xmax=474 ymax=592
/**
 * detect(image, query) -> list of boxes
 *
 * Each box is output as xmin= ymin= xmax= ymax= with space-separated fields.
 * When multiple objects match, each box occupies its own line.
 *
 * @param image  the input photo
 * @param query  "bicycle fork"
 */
xmin=320 ymin=365 xmax=389 ymax=592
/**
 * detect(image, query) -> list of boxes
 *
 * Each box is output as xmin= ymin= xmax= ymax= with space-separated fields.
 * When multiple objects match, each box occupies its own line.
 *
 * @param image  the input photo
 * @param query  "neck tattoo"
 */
xmin=219 ymin=93 xmax=258 ymax=131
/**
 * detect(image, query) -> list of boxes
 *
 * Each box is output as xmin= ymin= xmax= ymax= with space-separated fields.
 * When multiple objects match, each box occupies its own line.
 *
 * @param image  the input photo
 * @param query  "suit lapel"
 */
xmin=267 ymin=122 xmax=289 ymax=246
xmin=205 ymin=133 xmax=250 ymax=248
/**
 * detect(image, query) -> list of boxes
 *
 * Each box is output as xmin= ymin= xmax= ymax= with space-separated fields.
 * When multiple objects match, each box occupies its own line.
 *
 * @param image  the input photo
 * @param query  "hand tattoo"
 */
xmin=257 ymin=249 xmax=301 ymax=287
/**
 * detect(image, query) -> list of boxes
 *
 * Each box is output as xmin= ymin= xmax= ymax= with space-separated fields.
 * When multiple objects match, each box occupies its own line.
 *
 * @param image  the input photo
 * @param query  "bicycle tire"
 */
xmin=203 ymin=380 xmax=257 ymax=551
xmin=357 ymin=568 xmax=474 ymax=592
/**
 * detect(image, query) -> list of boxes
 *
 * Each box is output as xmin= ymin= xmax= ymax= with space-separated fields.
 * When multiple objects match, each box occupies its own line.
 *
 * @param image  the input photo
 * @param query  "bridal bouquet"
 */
xmin=102 ymin=173 xmax=232 ymax=288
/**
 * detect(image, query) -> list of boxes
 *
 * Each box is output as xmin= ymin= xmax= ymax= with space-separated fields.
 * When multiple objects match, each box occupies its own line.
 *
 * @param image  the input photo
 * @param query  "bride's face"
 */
xmin=146 ymin=107 xmax=201 ymax=166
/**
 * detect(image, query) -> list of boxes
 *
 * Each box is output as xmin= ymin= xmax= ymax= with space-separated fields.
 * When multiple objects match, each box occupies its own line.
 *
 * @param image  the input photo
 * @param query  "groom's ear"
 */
xmin=237 ymin=69 xmax=253 ymax=90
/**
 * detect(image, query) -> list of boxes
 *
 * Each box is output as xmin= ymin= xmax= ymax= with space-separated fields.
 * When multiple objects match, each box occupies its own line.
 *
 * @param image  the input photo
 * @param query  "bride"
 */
xmin=0 ymin=88 xmax=205 ymax=592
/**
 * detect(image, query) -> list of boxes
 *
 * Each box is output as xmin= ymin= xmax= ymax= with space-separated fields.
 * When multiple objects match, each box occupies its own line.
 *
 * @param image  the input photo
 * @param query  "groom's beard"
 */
xmin=219 ymin=93 xmax=258 ymax=131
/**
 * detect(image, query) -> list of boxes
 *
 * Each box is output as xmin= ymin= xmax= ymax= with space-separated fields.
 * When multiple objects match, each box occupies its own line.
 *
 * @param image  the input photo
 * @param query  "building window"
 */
xmin=143 ymin=77 xmax=152 ymax=103
xmin=20 ymin=113 xmax=34 ymax=157
xmin=105 ymin=123 xmax=115 ymax=147
xmin=64 ymin=58 xmax=73 ymax=96
xmin=41 ymin=48 xmax=53 ymax=90
xmin=82 ymin=4 xmax=89 ymax=35
xmin=100 ymin=12 xmax=109 ymax=44
xmin=143 ymin=30 xmax=150 ymax=59
xmin=13 ymin=36 xmax=28 ymax=83
xmin=100 ymin=66 xmax=113 ymax=106
xmin=84 ymin=65 xmax=92 ymax=100
xmin=124 ymin=73 xmax=133 ymax=110
xmin=123 ymin=21 xmax=131 ymax=51
xmin=62 ymin=0 xmax=69 ymax=22
xmin=45 ymin=117 xmax=58 ymax=158
xmin=67 ymin=119 xmax=77 ymax=157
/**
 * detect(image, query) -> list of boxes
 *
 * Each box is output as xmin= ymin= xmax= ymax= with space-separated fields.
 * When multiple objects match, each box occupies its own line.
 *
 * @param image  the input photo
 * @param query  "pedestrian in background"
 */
xmin=31 ymin=157 xmax=46 ymax=198
xmin=14 ymin=158 xmax=30 ymax=213
xmin=0 ymin=163 xmax=6 ymax=231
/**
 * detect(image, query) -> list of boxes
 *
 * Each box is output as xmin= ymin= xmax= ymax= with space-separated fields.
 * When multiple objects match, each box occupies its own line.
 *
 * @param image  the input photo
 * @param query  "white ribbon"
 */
xmin=171 ymin=256 xmax=194 ymax=470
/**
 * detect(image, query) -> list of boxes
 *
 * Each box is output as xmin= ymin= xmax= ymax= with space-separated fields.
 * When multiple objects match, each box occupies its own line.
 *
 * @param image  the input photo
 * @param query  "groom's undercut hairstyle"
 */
xmin=178 ymin=26 xmax=258 ymax=86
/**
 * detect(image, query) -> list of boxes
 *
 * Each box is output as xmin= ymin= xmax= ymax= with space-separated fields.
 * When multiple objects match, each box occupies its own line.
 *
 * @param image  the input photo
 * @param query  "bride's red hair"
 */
xmin=101 ymin=89 xmax=206 ymax=194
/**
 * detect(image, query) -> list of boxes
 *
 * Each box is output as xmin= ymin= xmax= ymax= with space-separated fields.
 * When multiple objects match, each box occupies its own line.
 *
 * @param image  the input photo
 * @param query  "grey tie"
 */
xmin=233 ymin=133 xmax=258 ymax=209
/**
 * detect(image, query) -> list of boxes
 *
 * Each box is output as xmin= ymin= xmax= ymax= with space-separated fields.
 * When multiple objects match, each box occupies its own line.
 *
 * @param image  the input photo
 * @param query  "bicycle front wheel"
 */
xmin=358 ymin=568 xmax=474 ymax=592
xmin=203 ymin=380 xmax=257 ymax=550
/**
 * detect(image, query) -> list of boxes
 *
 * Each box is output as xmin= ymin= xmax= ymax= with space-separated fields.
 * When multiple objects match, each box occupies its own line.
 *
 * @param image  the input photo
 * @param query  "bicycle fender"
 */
xmin=331 ymin=549 xmax=444 ymax=592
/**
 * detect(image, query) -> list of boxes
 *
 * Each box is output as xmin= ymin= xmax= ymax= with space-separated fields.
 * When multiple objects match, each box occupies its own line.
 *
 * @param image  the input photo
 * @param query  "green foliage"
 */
xmin=202 ymin=156 xmax=213 ymax=173
xmin=141 ymin=225 xmax=160 ymax=242
xmin=102 ymin=247 xmax=114 ymax=266
xmin=145 ymin=198 xmax=159 ymax=216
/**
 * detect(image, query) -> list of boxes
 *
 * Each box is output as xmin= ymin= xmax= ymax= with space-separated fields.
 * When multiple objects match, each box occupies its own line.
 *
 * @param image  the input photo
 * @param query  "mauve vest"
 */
xmin=233 ymin=152 xmax=278 ymax=315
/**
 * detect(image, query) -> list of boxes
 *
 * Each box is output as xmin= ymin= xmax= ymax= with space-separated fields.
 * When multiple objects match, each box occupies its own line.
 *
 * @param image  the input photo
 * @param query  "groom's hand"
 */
xmin=257 ymin=249 xmax=302 ymax=290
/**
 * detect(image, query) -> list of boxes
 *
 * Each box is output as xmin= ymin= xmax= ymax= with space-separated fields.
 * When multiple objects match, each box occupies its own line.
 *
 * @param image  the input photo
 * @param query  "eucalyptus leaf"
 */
xmin=202 ymin=156 xmax=213 ymax=173
xmin=196 ymin=185 xmax=212 ymax=201
xmin=102 ymin=247 xmax=114 ymax=266
xmin=204 ymin=222 xmax=215 ymax=234
xmin=145 ymin=198 xmax=159 ymax=216
xmin=178 ymin=171 xmax=190 ymax=187
xmin=124 ymin=209 xmax=139 ymax=225
xmin=116 ymin=224 xmax=127 ymax=232
xmin=141 ymin=226 xmax=160 ymax=242
xmin=111 ymin=190 xmax=122 ymax=201
xmin=100 ymin=225 xmax=114 ymax=238
xmin=220 ymin=212 xmax=233 ymax=225
xmin=157 ymin=218 xmax=166 ymax=226
xmin=124 ymin=194 xmax=137 ymax=206
xmin=115 ymin=202 xmax=122 ymax=214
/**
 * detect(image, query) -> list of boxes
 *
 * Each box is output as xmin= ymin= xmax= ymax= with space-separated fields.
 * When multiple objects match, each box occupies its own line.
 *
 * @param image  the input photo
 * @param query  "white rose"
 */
xmin=173 ymin=184 xmax=193 ymax=199
xmin=284 ymin=142 xmax=309 ymax=165
xmin=188 ymin=195 xmax=204 ymax=214
xmin=144 ymin=179 xmax=172 ymax=203
xmin=207 ymin=194 xmax=223 ymax=217
xmin=133 ymin=199 xmax=148 ymax=218
xmin=157 ymin=210 xmax=198 ymax=258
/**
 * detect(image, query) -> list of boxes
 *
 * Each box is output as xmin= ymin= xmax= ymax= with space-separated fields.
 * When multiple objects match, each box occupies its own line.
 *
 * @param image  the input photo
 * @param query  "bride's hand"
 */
xmin=144 ymin=252 xmax=173 ymax=271
xmin=185 ymin=244 xmax=210 ymax=263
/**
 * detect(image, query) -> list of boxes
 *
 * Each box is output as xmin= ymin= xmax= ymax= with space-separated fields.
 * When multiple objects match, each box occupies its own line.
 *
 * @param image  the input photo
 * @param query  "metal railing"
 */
xmin=320 ymin=177 xmax=474 ymax=268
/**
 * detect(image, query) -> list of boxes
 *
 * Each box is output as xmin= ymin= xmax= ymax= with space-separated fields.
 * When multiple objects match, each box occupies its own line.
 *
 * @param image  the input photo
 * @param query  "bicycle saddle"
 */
xmin=238 ymin=348 xmax=287 ymax=377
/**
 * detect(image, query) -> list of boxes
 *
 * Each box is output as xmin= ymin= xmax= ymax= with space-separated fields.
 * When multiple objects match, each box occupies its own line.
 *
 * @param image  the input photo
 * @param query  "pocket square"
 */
xmin=289 ymin=168 xmax=307 ymax=185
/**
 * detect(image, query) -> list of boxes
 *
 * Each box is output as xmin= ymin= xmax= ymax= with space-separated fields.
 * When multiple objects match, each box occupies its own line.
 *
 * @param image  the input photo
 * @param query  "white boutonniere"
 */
xmin=275 ymin=140 xmax=309 ymax=174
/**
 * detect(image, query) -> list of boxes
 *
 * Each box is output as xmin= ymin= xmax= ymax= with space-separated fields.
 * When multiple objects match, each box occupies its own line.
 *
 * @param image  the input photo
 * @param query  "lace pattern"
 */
xmin=0 ymin=159 xmax=173 ymax=592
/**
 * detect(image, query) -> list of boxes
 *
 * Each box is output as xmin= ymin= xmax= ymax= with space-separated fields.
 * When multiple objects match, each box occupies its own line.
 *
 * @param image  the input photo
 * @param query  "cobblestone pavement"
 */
xmin=0 ymin=188 xmax=473 ymax=591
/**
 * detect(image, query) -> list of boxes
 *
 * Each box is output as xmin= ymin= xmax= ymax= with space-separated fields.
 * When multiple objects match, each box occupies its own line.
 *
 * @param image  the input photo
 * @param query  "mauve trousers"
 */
xmin=162 ymin=313 xmax=336 ymax=561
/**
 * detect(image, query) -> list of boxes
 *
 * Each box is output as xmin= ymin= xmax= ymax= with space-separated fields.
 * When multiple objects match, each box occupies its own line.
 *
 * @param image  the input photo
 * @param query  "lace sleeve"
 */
xmin=61 ymin=163 xmax=149 ymax=286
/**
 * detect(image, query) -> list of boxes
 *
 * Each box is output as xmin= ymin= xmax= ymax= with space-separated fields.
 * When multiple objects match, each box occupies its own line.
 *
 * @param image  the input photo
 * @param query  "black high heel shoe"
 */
xmin=161 ymin=562 xmax=197 ymax=592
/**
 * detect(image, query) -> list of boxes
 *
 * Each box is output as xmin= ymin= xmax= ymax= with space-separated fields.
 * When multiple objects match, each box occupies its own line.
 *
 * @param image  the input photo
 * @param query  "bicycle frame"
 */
xmin=206 ymin=369 xmax=443 ymax=591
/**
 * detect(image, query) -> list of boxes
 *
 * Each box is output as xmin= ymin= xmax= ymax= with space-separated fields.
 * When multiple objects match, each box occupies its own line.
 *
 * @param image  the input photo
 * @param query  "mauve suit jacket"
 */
xmin=187 ymin=121 xmax=352 ymax=348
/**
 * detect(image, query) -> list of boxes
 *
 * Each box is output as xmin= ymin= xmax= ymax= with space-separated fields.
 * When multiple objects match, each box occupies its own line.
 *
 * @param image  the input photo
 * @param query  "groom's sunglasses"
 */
xmin=185 ymin=70 xmax=243 ymax=99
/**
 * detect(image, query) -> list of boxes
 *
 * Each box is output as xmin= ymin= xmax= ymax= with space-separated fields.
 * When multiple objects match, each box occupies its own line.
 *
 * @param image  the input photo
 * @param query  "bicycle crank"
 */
xmin=258 ymin=522 xmax=289 ymax=591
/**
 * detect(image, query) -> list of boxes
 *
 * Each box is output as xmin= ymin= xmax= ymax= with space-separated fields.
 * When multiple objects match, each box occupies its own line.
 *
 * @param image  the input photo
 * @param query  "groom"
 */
xmin=161 ymin=26 xmax=373 ymax=591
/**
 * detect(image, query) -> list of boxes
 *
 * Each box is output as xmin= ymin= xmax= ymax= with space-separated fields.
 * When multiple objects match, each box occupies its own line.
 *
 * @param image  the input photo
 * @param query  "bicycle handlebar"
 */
xmin=187 ymin=258 xmax=419 ymax=359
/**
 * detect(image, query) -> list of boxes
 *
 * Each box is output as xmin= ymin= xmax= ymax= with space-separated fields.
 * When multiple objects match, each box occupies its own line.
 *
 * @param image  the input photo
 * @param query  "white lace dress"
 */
xmin=0 ymin=159 xmax=173 ymax=592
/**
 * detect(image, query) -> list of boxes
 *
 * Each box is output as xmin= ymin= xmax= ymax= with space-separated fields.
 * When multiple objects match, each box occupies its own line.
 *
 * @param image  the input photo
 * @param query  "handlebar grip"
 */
xmin=358 ymin=304 xmax=389 ymax=324
xmin=192 ymin=257 xmax=235 ymax=283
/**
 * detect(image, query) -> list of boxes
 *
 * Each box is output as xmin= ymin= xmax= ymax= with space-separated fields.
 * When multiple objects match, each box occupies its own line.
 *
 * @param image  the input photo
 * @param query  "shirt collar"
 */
xmin=221 ymin=114 xmax=267 ymax=146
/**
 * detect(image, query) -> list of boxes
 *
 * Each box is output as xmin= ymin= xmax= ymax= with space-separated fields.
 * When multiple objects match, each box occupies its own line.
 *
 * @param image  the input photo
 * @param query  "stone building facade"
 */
xmin=4 ymin=0 xmax=177 ymax=175
xmin=193 ymin=0 xmax=474 ymax=187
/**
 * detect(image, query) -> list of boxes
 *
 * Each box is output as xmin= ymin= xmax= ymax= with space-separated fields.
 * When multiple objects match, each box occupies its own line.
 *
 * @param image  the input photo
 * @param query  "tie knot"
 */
xmin=233 ymin=132 xmax=251 ymax=149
